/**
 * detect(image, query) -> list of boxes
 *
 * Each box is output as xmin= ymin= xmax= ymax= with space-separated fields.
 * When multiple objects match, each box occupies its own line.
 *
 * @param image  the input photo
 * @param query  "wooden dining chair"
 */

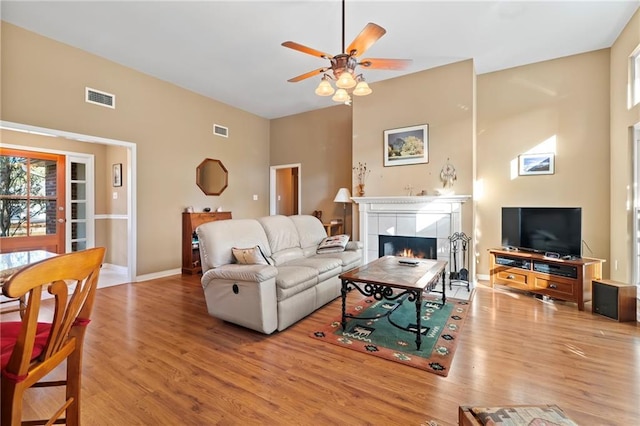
xmin=0 ymin=247 xmax=105 ymax=426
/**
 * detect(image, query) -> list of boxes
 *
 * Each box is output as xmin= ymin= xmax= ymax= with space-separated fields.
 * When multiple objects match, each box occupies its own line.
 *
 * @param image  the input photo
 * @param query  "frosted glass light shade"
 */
xmin=332 ymin=89 xmax=350 ymax=103
xmin=336 ymin=72 xmax=356 ymax=89
xmin=333 ymin=188 xmax=352 ymax=203
xmin=315 ymin=79 xmax=335 ymax=96
xmin=353 ymin=81 xmax=372 ymax=96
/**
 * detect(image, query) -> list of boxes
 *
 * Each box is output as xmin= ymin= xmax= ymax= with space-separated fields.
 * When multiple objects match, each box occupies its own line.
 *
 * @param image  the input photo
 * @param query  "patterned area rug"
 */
xmin=311 ymin=295 xmax=470 ymax=376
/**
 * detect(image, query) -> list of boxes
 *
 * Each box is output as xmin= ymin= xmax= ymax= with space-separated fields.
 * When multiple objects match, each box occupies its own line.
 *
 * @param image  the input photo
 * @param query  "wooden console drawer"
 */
xmin=533 ymin=276 xmax=574 ymax=296
xmin=496 ymin=269 xmax=529 ymax=288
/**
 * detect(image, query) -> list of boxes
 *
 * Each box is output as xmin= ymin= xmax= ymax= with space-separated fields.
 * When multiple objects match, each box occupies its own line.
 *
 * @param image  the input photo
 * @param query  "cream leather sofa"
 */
xmin=196 ymin=215 xmax=362 ymax=334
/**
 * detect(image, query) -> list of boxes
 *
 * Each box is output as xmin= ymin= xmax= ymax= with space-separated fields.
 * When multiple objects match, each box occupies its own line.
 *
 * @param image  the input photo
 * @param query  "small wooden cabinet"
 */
xmin=489 ymin=249 xmax=604 ymax=311
xmin=182 ymin=212 xmax=232 ymax=274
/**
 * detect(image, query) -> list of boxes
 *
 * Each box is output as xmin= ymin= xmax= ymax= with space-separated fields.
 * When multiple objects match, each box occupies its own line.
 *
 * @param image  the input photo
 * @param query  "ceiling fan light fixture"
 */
xmin=353 ymin=80 xmax=372 ymax=96
xmin=315 ymin=77 xmax=335 ymax=96
xmin=335 ymin=71 xmax=356 ymax=89
xmin=332 ymin=88 xmax=350 ymax=103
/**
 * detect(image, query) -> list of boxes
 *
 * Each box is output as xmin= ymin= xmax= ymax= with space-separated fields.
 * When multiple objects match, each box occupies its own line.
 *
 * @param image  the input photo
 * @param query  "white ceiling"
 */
xmin=2 ymin=1 xmax=639 ymax=119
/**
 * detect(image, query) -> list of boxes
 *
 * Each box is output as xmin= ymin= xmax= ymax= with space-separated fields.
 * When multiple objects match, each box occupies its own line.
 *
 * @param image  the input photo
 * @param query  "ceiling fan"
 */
xmin=281 ymin=0 xmax=412 ymax=103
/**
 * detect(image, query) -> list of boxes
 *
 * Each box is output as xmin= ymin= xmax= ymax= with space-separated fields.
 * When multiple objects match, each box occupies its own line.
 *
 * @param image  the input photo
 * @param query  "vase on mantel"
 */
xmin=357 ymin=183 xmax=365 ymax=197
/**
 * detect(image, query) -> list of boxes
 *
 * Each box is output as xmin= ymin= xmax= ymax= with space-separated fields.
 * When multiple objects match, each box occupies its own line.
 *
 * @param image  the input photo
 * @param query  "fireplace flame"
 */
xmin=401 ymin=248 xmax=414 ymax=258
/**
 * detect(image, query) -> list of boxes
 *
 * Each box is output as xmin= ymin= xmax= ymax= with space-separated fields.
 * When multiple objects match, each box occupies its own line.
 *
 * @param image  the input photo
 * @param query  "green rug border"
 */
xmin=311 ymin=295 xmax=471 ymax=376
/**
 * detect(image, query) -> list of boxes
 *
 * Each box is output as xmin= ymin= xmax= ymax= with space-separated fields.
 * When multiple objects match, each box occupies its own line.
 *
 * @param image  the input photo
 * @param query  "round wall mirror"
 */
xmin=196 ymin=158 xmax=228 ymax=196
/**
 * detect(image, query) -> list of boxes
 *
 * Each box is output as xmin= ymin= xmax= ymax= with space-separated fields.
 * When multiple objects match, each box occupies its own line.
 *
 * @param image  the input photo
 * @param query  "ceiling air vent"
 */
xmin=213 ymin=124 xmax=228 ymax=138
xmin=85 ymin=87 xmax=115 ymax=109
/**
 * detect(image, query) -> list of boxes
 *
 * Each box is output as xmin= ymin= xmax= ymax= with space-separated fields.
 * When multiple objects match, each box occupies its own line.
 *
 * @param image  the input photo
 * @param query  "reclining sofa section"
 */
xmin=197 ymin=214 xmax=362 ymax=334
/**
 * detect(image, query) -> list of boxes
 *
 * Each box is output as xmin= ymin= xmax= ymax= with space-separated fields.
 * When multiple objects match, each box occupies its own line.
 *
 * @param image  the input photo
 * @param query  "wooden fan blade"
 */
xmin=346 ymin=23 xmax=386 ymax=57
xmin=287 ymin=68 xmax=329 ymax=83
xmin=359 ymin=58 xmax=412 ymax=70
xmin=282 ymin=41 xmax=333 ymax=59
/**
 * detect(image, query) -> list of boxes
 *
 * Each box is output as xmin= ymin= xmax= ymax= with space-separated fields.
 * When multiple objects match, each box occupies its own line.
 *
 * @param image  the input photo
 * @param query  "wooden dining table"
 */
xmin=1 ymin=250 xmax=58 ymax=315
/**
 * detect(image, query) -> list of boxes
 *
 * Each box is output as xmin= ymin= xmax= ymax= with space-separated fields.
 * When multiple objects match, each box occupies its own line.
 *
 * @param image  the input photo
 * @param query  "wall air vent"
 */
xmin=213 ymin=124 xmax=229 ymax=138
xmin=85 ymin=87 xmax=115 ymax=109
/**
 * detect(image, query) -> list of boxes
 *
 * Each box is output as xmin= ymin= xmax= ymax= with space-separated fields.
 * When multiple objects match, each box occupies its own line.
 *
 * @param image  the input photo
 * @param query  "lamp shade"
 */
xmin=333 ymin=188 xmax=352 ymax=203
xmin=315 ymin=79 xmax=335 ymax=96
xmin=332 ymin=88 xmax=350 ymax=103
xmin=353 ymin=81 xmax=372 ymax=96
xmin=336 ymin=71 xmax=356 ymax=89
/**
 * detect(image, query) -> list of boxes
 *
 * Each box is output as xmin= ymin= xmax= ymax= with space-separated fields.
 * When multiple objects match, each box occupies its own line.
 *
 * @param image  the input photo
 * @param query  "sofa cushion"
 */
xmin=317 ymin=234 xmax=350 ymax=254
xmin=283 ymin=257 xmax=342 ymax=281
xmin=257 ymin=215 xmax=302 ymax=254
xmin=274 ymin=265 xmax=319 ymax=301
xmin=232 ymin=245 xmax=271 ymax=265
xmin=316 ymin=250 xmax=362 ymax=271
xmin=289 ymin=215 xmax=327 ymax=250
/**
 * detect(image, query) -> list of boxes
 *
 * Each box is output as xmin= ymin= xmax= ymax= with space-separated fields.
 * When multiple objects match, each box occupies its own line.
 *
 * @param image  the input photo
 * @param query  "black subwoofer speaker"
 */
xmin=592 ymin=279 xmax=637 ymax=322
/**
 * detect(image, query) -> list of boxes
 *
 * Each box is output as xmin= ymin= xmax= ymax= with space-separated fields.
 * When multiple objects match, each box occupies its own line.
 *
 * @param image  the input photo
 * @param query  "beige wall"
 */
xmin=610 ymin=8 xmax=640 ymax=283
xmin=2 ymin=22 xmax=270 ymax=275
xmin=476 ymin=50 xmax=611 ymax=276
xmin=352 ymin=60 xmax=476 ymax=243
xmin=270 ymin=105 xmax=352 ymax=227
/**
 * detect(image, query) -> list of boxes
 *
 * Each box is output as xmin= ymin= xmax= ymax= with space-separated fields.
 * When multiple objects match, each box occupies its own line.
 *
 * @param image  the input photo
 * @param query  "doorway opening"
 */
xmin=270 ymin=163 xmax=301 ymax=216
xmin=1 ymin=121 xmax=137 ymax=286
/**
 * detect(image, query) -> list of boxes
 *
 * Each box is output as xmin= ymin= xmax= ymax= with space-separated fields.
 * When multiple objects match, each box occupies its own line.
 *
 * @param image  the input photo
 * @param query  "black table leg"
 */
xmin=415 ymin=290 xmax=422 ymax=350
xmin=441 ymin=270 xmax=446 ymax=306
xmin=341 ymin=279 xmax=348 ymax=330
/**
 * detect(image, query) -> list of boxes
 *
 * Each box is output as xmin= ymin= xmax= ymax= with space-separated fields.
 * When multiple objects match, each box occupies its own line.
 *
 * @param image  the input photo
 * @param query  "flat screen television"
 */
xmin=501 ymin=207 xmax=582 ymax=257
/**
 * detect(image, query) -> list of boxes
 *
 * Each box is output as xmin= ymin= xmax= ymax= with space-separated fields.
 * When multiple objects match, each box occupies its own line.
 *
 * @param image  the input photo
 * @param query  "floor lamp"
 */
xmin=333 ymin=188 xmax=352 ymax=234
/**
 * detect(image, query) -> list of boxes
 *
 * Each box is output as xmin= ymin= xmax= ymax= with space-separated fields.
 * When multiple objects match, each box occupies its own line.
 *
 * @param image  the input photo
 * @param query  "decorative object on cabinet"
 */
xmin=489 ymin=248 xmax=604 ymax=311
xmin=112 ymin=163 xmax=122 ymax=187
xmin=383 ymin=124 xmax=428 ymax=167
xmin=182 ymin=211 xmax=232 ymax=274
xmin=449 ymin=232 xmax=471 ymax=291
xmin=196 ymin=158 xmax=228 ymax=195
xmin=333 ymin=188 xmax=351 ymax=233
xmin=518 ymin=152 xmax=555 ymax=176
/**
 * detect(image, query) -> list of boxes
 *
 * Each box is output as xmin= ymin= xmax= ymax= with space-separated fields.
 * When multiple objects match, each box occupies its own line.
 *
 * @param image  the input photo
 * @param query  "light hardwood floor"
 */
xmin=16 ymin=275 xmax=640 ymax=425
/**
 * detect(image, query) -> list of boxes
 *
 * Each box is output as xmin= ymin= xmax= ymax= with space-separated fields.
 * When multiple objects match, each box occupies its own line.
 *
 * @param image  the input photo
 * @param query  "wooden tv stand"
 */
xmin=489 ymin=249 xmax=604 ymax=311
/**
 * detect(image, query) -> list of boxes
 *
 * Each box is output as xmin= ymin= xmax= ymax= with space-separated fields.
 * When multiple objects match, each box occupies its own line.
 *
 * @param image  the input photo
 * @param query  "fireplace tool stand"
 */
xmin=448 ymin=232 xmax=471 ymax=291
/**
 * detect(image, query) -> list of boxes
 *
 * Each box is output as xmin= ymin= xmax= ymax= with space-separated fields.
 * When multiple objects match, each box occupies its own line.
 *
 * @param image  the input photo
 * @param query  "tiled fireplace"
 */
xmin=352 ymin=196 xmax=471 ymax=264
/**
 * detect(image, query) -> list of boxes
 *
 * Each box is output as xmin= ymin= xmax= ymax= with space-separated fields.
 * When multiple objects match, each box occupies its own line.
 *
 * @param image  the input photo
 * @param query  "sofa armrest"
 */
xmin=201 ymin=264 xmax=277 ymax=288
xmin=346 ymin=241 xmax=363 ymax=251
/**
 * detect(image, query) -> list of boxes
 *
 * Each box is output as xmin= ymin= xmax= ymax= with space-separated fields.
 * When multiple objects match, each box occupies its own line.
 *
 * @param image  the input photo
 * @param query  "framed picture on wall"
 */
xmin=383 ymin=124 xmax=429 ymax=167
xmin=112 ymin=163 xmax=122 ymax=187
xmin=518 ymin=153 xmax=555 ymax=176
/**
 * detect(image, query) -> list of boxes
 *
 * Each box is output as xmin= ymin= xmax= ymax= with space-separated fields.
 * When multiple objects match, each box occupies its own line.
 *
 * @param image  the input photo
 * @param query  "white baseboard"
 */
xmin=477 ymin=274 xmax=490 ymax=281
xmin=136 ymin=268 xmax=182 ymax=283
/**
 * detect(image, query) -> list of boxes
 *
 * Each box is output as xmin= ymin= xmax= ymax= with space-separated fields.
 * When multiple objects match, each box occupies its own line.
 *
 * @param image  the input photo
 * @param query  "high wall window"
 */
xmin=630 ymin=45 xmax=640 ymax=108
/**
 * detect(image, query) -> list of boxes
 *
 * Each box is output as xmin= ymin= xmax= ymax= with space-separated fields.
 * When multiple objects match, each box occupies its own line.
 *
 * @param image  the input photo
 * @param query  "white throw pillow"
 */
xmin=232 ymin=245 xmax=271 ymax=265
xmin=316 ymin=234 xmax=350 ymax=254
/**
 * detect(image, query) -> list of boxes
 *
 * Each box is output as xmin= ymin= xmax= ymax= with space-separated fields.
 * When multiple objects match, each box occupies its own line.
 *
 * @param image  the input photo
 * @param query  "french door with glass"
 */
xmin=0 ymin=148 xmax=66 ymax=253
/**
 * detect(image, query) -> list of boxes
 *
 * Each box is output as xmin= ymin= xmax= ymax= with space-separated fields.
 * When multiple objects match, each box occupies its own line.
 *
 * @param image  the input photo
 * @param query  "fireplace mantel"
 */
xmin=352 ymin=195 xmax=471 ymax=264
xmin=352 ymin=195 xmax=470 ymax=205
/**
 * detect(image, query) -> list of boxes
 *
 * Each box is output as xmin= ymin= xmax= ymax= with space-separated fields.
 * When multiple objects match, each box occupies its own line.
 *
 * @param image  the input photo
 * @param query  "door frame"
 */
xmin=1 ymin=120 xmax=137 ymax=282
xmin=633 ymin=123 xmax=640 ymax=288
xmin=269 ymin=163 xmax=301 ymax=216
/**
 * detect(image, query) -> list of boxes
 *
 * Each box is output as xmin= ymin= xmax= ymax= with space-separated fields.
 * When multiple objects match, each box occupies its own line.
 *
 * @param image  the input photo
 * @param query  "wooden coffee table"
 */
xmin=339 ymin=255 xmax=447 ymax=350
